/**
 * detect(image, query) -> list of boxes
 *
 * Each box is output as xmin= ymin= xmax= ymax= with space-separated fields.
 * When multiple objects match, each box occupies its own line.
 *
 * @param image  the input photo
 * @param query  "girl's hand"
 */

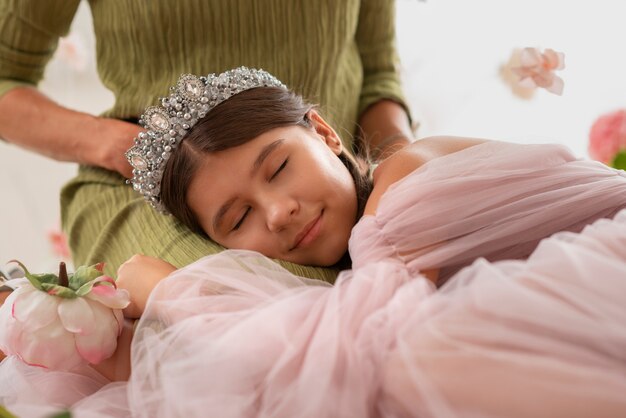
xmin=116 ymin=254 xmax=177 ymax=318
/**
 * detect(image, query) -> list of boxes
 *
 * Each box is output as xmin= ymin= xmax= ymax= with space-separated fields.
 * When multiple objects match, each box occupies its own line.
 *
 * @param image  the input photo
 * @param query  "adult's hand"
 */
xmin=0 ymin=87 xmax=142 ymax=178
xmin=357 ymin=99 xmax=414 ymax=161
xmin=87 ymin=118 xmax=143 ymax=178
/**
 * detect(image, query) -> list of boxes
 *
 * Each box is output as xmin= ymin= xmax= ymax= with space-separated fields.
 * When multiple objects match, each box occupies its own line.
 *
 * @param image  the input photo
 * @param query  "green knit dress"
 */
xmin=0 ymin=0 xmax=408 ymax=282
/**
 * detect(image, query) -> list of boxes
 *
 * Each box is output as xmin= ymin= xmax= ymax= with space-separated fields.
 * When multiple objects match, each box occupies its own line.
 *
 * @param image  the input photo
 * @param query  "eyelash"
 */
xmin=270 ymin=158 xmax=288 ymax=180
xmin=233 ymin=207 xmax=250 ymax=231
xmin=232 ymin=159 xmax=288 ymax=231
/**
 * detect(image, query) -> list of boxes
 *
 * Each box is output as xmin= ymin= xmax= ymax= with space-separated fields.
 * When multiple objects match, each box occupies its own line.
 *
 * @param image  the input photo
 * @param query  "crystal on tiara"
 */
xmin=125 ymin=66 xmax=287 ymax=213
xmin=177 ymin=74 xmax=204 ymax=101
xmin=143 ymin=107 xmax=171 ymax=133
xmin=129 ymin=154 xmax=148 ymax=171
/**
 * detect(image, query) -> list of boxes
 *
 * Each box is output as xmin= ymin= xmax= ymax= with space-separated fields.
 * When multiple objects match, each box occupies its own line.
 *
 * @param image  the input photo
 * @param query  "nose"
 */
xmin=264 ymin=193 xmax=299 ymax=232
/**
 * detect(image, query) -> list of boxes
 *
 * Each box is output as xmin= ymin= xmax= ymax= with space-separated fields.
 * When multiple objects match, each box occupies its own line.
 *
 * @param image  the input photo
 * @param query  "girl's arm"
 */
xmin=363 ymin=136 xmax=488 ymax=286
xmin=364 ymin=136 xmax=488 ymax=216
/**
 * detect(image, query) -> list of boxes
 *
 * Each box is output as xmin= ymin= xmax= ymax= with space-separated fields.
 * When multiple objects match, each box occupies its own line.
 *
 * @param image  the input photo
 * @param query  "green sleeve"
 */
xmin=0 ymin=0 xmax=80 ymax=97
xmin=355 ymin=0 xmax=411 ymax=121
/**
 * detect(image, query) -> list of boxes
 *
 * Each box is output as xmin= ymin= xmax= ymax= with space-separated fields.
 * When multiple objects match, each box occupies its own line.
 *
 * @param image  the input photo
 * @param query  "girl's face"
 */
xmin=186 ymin=111 xmax=358 ymax=266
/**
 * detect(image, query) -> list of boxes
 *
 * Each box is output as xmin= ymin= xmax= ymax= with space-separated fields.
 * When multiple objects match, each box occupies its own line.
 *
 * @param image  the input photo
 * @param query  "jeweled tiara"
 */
xmin=125 ymin=66 xmax=287 ymax=212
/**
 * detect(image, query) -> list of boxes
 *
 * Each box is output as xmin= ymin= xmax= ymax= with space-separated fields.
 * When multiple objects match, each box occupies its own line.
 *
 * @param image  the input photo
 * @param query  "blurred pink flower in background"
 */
xmin=502 ymin=47 xmax=565 ymax=98
xmin=589 ymin=109 xmax=626 ymax=167
xmin=511 ymin=47 xmax=565 ymax=95
xmin=48 ymin=225 xmax=71 ymax=260
xmin=56 ymin=32 xmax=87 ymax=72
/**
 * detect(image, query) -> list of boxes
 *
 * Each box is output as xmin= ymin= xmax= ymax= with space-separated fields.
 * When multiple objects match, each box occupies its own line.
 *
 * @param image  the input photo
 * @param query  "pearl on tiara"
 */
xmin=125 ymin=66 xmax=287 ymax=213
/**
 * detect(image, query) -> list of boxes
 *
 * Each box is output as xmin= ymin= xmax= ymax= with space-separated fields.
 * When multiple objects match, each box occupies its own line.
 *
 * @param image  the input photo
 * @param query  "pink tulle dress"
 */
xmin=2 ymin=141 xmax=626 ymax=418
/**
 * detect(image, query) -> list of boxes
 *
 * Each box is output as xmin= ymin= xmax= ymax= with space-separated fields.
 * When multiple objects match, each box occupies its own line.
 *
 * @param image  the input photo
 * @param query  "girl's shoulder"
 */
xmin=364 ymin=136 xmax=489 ymax=216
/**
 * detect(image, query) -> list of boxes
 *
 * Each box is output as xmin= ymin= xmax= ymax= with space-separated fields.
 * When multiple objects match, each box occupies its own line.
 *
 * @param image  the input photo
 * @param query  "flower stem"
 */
xmin=58 ymin=262 xmax=69 ymax=287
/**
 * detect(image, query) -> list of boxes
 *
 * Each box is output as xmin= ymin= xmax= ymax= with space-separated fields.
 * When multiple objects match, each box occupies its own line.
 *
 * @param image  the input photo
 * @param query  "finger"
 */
xmin=123 ymin=301 xmax=141 ymax=319
xmin=118 ymin=159 xmax=134 ymax=179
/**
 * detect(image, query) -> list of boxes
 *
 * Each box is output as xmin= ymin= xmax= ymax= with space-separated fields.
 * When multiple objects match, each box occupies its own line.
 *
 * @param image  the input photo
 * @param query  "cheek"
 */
xmin=320 ymin=168 xmax=358 ymax=244
xmin=225 ymin=232 xmax=279 ymax=258
xmin=224 ymin=225 xmax=275 ymax=254
xmin=327 ymin=165 xmax=359 ymax=211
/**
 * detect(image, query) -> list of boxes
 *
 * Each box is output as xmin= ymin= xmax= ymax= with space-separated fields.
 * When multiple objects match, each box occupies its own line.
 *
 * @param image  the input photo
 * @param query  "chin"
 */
xmin=314 ymin=244 xmax=349 ymax=267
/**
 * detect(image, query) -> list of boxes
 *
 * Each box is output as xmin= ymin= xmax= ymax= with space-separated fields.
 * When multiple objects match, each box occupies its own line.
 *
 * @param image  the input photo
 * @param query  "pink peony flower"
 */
xmin=589 ymin=109 xmax=626 ymax=166
xmin=510 ymin=47 xmax=565 ymax=95
xmin=0 ymin=262 xmax=129 ymax=370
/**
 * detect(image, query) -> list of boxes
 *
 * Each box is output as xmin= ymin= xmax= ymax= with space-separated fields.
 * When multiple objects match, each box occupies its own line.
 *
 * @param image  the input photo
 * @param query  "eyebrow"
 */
xmin=251 ymin=139 xmax=285 ymax=177
xmin=212 ymin=139 xmax=285 ymax=232
xmin=212 ymin=197 xmax=236 ymax=233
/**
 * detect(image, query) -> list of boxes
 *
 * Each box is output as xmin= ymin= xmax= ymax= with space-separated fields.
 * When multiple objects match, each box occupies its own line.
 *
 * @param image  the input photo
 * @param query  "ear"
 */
xmin=307 ymin=110 xmax=343 ymax=155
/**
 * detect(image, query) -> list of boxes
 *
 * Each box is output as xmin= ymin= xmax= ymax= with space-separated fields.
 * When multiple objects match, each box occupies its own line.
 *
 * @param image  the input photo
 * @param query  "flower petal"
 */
xmin=517 ymin=76 xmax=537 ymax=89
xmin=94 ymin=275 xmax=117 ymax=288
xmin=74 ymin=329 xmax=118 ymax=364
xmin=76 ymin=275 xmax=116 ymax=297
xmin=508 ymin=47 xmax=565 ymax=96
xmin=58 ymin=297 xmax=97 ymax=335
xmin=74 ymin=301 xmax=119 ymax=363
xmin=544 ymin=48 xmax=565 ymax=70
xmin=12 ymin=288 xmax=60 ymax=332
xmin=532 ymin=71 xmax=554 ymax=88
xmin=520 ymin=47 xmax=541 ymax=66
xmin=3 ymin=278 xmax=29 ymax=289
xmin=0 ymin=294 xmax=23 ymax=354
xmin=70 ymin=265 xmax=107 ymax=290
xmin=86 ymin=285 xmax=130 ymax=310
xmin=546 ymin=74 xmax=564 ymax=95
xmin=19 ymin=320 xmax=82 ymax=370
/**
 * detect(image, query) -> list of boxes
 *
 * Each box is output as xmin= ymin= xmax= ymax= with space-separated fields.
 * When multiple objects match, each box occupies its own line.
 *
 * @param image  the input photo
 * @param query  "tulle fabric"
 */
xmin=351 ymin=141 xmax=626 ymax=281
xmin=1 ymin=141 xmax=626 ymax=417
xmin=127 ymin=252 xmax=425 ymax=417
xmin=380 ymin=210 xmax=626 ymax=418
xmin=0 ymin=356 xmax=114 ymax=417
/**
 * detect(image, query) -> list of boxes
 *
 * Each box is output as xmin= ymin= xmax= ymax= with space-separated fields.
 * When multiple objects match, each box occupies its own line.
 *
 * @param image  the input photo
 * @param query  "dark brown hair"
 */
xmin=160 ymin=87 xmax=373 ymax=238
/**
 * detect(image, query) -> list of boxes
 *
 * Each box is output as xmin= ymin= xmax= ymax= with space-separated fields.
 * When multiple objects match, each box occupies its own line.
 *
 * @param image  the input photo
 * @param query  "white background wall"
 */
xmin=1 ymin=0 xmax=625 ymax=271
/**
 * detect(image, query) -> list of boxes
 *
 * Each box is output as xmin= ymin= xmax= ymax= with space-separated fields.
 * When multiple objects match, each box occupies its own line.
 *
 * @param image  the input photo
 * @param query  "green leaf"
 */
xmin=611 ymin=150 xmax=626 ymax=170
xmin=8 ymin=259 xmax=43 ymax=291
xmin=41 ymin=283 xmax=77 ymax=299
xmin=75 ymin=279 xmax=97 ymax=297
xmin=48 ymin=411 xmax=72 ymax=418
xmin=0 ymin=405 xmax=18 ymax=418
xmin=69 ymin=264 xmax=103 ymax=290
xmin=31 ymin=272 xmax=60 ymax=285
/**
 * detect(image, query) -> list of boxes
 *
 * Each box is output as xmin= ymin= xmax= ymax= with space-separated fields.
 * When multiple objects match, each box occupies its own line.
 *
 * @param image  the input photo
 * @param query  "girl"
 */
xmin=2 ymin=68 xmax=626 ymax=417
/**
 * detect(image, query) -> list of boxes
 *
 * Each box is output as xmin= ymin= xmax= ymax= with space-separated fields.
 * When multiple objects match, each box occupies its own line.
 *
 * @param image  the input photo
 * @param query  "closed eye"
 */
xmin=270 ymin=159 xmax=288 ymax=180
xmin=232 ymin=207 xmax=251 ymax=231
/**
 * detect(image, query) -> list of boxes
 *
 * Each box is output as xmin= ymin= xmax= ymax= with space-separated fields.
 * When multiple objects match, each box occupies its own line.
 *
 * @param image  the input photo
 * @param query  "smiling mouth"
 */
xmin=292 ymin=212 xmax=323 ymax=250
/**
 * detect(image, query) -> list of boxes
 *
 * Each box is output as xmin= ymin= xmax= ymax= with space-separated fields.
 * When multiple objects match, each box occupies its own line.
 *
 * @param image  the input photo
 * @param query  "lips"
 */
xmin=292 ymin=212 xmax=323 ymax=250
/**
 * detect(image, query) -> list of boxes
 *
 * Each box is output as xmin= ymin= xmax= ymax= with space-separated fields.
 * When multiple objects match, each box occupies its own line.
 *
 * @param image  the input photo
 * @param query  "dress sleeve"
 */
xmin=355 ymin=0 xmax=411 ymax=121
xmin=0 ymin=0 xmax=81 ymax=98
xmin=350 ymin=141 xmax=626 ymax=282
